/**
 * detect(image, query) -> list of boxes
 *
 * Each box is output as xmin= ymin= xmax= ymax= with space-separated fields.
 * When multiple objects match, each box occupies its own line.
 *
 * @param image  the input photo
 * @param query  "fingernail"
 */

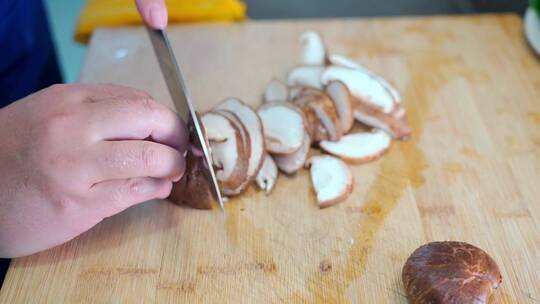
xmin=172 ymin=173 xmax=183 ymax=183
xmin=149 ymin=4 xmax=167 ymax=29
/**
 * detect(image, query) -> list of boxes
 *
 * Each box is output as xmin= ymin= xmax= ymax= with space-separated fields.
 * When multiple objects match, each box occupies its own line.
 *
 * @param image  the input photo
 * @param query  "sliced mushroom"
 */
xmin=328 ymin=54 xmax=401 ymax=103
xmin=216 ymin=98 xmax=265 ymax=180
xmin=264 ymin=79 xmax=289 ymax=103
xmin=212 ymin=110 xmax=252 ymax=196
xmin=307 ymin=155 xmax=354 ymax=209
xmin=287 ymin=86 xmax=320 ymax=103
xmin=325 ymin=80 xmax=354 ymax=133
xmin=321 ymin=65 xmax=396 ymax=113
xmin=290 ymin=87 xmax=342 ymax=142
xmin=300 ymin=31 xmax=326 ymax=66
xmin=200 ymin=113 xmax=230 ymax=143
xmin=327 ymin=54 xmax=364 ymax=70
xmin=200 ymin=112 xmax=248 ymax=195
xmin=402 ymin=241 xmax=502 ymax=304
xmin=319 ymin=130 xmax=391 ymax=164
xmin=255 ymin=154 xmax=278 ymax=194
xmin=353 ymin=102 xmax=411 ymax=140
xmin=299 ymin=105 xmax=329 ymax=142
xmin=307 ymin=93 xmax=342 ymax=142
xmin=287 ymin=85 xmax=306 ymax=102
xmin=258 ymin=102 xmax=306 ymax=154
xmin=312 ymin=123 xmax=330 ymax=142
xmin=289 ymin=89 xmax=329 ymax=142
xmin=287 ymin=65 xmax=324 ymax=89
xmin=201 ymin=112 xmax=231 ymax=142
xmin=321 ymin=65 xmax=410 ymax=139
xmin=274 ymin=132 xmax=311 ymax=174
xmin=215 ymin=110 xmax=251 ymax=157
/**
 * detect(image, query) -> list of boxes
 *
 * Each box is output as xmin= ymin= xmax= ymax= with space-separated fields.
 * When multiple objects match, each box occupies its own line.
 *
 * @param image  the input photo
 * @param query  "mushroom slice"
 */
xmin=402 ymin=241 xmax=502 ymax=304
xmin=328 ymin=54 xmax=401 ymax=103
xmin=215 ymin=110 xmax=251 ymax=157
xmin=327 ymin=54 xmax=364 ymax=70
xmin=321 ymin=64 xmax=411 ymax=139
xmin=319 ymin=130 xmax=391 ymax=164
xmin=217 ymin=98 xmax=265 ymax=180
xmin=288 ymin=87 xmax=327 ymax=141
xmin=299 ymin=105 xmax=329 ymax=142
xmin=200 ymin=112 xmax=248 ymax=195
xmin=288 ymin=65 xmax=324 ymax=89
xmin=255 ymin=154 xmax=278 ymax=194
xmin=353 ymin=102 xmax=411 ymax=140
xmin=312 ymin=124 xmax=330 ymax=142
xmin=258 ymin=102 xmax=306 ymax=154
xmin=325 ymin=80 xmax=354 ymax=133
xmin=287 ymin=85 xmax=306 ymax=102
xmin=300 ymin=31 xmax=326 ymax=66
xmin=308 ymin=97 xmax=342 ymax=142
xmin=321 ymin=65 xmax=396 ymax=113
xmin=307 ymin=155 xmax=354 ymax=209
xmin=264 ymin=79 xmax=289 ymax=103
xmin=201 ymin=113 xmax=230 ymax=143
xmin=212 ymin=110 xmax=252 ymax=196
xmin=274 ymin=132 xmax=311 ymax=174
xmin=290 ymin=87 xmax=342 ymax=142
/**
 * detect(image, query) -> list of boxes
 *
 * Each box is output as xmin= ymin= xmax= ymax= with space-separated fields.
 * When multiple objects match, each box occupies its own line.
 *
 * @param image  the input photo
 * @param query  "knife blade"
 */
xmin=146 ymin=27 xmax=224 ymax=210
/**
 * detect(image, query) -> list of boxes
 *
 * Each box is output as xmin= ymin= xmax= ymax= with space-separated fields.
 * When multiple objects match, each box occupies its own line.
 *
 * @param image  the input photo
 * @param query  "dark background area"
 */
xmin=246 ymin=0 xmax=528 ymax=19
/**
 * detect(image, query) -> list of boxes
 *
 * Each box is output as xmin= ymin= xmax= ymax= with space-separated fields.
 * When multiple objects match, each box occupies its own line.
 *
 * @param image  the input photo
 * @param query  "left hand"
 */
xmin=135 ymin=0 xmax=168 ymax=29
xmin=0 ymin=83 xmax=187 ymax=257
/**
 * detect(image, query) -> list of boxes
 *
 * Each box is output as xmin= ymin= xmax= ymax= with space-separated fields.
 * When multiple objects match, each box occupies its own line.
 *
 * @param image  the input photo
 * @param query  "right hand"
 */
xmin=0 ymin=83 xmax=187 ymax=257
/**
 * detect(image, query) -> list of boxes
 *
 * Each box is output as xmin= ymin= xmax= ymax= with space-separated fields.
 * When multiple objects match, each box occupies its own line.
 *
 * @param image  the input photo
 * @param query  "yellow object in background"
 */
xmin=75 ymin=0 xmax=246 ymax=43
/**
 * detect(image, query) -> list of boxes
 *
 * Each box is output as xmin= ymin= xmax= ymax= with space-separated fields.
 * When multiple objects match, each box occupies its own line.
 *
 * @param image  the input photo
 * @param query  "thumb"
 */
xmin=135 ymin=0 xmax=168 ymax=29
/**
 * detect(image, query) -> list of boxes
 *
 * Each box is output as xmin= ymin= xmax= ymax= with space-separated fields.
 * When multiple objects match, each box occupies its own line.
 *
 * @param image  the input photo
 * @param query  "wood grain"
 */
xmin=2 ymin=14 xmax=540 ymax=303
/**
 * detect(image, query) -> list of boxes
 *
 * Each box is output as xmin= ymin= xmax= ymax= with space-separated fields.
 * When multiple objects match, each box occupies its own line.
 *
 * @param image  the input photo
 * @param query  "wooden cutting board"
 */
xmin=2 ymin=14 xmax=540 ymax=303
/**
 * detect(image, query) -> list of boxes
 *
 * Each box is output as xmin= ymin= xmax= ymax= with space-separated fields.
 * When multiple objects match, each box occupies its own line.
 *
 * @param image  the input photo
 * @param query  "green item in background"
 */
xmin=531 ymin=0 xmax=540 ymax=15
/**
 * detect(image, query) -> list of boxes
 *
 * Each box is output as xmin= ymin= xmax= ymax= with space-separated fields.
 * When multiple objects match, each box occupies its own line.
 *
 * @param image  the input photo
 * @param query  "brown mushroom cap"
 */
xmin=169 ymin=150 xmax=216 ymax=210
xmin=402 ymin=241 xmax=502 ymax=304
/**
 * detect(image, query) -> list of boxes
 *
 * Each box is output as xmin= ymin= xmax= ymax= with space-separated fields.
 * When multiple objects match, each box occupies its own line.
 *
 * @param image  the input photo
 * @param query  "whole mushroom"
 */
xmin=402 ymin=241 xmax=502 ymax=304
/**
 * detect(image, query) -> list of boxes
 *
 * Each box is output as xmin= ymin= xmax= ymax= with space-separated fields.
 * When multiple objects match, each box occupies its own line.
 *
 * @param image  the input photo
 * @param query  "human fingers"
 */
xmin=88 ymin=177 xmax=172 ymax=215
xmin=135 ymin=0 xmax=168 ymax=29
xmin=89 ymin=140 xmax=186 ymax=183
xmin=86 ymin=96 xmax=188 ymax=152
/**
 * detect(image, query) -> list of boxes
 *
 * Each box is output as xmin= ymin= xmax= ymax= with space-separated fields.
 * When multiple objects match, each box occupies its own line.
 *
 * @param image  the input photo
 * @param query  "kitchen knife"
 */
xmin=146 ymin=27 xmax=224 ymax=210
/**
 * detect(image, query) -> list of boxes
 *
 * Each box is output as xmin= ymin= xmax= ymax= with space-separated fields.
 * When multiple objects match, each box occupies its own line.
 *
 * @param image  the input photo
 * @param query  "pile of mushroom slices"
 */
xmin=177 ymin=31 xmax=411 ymax=210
